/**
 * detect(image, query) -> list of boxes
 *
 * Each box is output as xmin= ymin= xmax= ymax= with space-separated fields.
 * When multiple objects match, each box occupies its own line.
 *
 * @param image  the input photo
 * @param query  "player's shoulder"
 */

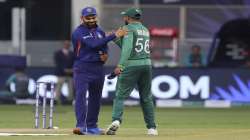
xmin=73 ymin=25 xmax=91 ymax=36
xmin=123 ymin=25 xmax=136 ymax=35
xmin=72 ymin=26 xmax=82 ymax=34
xmin=142 ymin=25 xmax=149 ymax=32
xmin=123 ymin=24 xmax=134 ymax=30
xmin=126 ymin=23 xmax=147 ymax=31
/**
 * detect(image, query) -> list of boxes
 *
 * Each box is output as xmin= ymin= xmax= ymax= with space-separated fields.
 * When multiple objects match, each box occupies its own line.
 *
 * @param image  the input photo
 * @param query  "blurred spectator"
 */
xmin=0 ymin=67 xmax=30 ymax=103
xmin=54 ymin=40 xmax=74 ymax=104
xmin=186 ymin=45 xmax=205 ymax=67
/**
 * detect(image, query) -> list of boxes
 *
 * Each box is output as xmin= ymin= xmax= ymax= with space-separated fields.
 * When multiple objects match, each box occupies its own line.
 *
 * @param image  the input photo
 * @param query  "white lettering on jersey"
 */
xmin=82 ymin=33 xmax=93 ymax=39
xmin=137 ymin=30 xmax=149 ymax=37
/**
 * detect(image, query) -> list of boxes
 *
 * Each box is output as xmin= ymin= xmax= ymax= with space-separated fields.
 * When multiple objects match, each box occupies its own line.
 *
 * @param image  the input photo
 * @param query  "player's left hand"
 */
xmin=115 ymin=27 xmax=128 ymax=38
xmin=106 ymin=31 xmax=115 ymax=36
xmin=100 ymin=53 xmax=108 ymax=63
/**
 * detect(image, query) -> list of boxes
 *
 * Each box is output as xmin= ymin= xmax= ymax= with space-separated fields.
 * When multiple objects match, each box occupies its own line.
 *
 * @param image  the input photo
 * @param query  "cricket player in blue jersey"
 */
xmin=71 ymin=7 xmax=127 ymax=135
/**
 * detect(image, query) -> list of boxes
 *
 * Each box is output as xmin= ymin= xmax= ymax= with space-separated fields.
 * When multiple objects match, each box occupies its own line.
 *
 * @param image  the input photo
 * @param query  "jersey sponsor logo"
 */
xmin=82 ymin=34 xmax=93 ymax=39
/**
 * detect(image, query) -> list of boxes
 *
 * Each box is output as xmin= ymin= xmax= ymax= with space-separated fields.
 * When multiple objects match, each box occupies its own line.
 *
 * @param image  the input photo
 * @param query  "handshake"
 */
xmin=106 ymin=28 xmax=128 ymax=38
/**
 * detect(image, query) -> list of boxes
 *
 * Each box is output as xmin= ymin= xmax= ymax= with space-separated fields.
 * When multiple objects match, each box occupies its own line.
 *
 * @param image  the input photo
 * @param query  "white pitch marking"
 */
xmin=0 ymin=133 xmax=70 ymax=136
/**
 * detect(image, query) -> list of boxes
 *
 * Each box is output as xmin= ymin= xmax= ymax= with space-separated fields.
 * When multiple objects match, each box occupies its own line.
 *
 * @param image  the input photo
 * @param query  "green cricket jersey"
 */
xmin=118 ymin=22 xmax=151 ymax=70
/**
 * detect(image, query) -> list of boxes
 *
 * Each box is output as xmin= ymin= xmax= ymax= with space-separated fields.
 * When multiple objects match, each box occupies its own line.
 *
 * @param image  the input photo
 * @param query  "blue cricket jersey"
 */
xmin=71 ymin=24 xmax=116 ymax=64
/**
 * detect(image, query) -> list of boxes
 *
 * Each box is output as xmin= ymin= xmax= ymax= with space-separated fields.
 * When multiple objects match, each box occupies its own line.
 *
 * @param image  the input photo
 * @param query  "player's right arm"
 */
xmin=112 ymin=29 xmax=133 ymax=75
xmin=82 ymin=34 xmax=116 ymax=48
xmin=82 ymin=28 xmax=127 ymax=49
xmin=117 ymin=27 xmax=134 ymax=70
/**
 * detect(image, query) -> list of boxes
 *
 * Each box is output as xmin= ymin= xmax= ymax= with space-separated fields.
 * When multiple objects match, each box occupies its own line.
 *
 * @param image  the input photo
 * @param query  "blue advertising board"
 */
xmin=1 ymin=67 xmax=250 ymax=104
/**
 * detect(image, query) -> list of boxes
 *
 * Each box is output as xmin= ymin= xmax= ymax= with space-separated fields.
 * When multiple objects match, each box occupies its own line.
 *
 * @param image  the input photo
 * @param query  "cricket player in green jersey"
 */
xmin=106 ymin=8 xmax=158 ymax=136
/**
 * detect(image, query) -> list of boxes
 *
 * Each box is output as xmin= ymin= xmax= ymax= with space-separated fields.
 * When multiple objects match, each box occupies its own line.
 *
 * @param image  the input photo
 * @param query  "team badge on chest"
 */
xmin=97 ymin=32 xmax=103 ymax=39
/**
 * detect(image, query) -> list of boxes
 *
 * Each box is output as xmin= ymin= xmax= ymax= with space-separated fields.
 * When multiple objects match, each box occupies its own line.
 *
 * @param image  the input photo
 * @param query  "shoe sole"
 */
xmin=106 ymin=124 xmax=119 ymax=135
xmin=73 ymin=128 xmax=84 ymax=135
xmin=148 ymin=133 xmax=158 ymax=136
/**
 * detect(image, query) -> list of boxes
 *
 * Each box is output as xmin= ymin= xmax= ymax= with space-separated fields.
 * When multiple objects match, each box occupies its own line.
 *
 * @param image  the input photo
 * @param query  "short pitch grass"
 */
xmin=0 ymin=105 xmax=250 ymax=140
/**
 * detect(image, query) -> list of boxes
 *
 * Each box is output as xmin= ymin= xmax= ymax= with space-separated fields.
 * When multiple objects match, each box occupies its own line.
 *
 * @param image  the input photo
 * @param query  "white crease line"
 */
xmin=0 ymin=133 xmax=70 ymax=136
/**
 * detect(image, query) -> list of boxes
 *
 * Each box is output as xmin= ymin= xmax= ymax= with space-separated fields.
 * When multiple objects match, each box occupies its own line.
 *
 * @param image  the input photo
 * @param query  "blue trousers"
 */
xmin=73 ymin=62 xmax=104 ymax=130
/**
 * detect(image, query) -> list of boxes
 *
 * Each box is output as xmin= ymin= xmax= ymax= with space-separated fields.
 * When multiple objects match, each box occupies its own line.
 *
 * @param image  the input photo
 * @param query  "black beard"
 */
xmin=125 ymin=21 xmax=128 ymax=25
xmin=84 ymin=22 xmax=97 ymax=28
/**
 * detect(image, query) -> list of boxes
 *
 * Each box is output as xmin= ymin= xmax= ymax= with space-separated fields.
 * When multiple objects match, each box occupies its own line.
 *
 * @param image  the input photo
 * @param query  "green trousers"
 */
xmin=112 ymin=65 xmax=156 ymax=129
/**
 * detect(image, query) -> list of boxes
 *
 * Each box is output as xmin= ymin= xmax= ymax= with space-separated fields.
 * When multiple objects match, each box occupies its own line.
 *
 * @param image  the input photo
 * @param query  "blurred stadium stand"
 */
xmin=1 ymin=0 xmax=250 ymax=105
xmin=0 ymin=0 xmax=250 ymax=67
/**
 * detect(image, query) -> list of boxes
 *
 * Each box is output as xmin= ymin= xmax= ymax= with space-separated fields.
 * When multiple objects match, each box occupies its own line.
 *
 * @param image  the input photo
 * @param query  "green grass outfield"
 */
xmin=0 ymin=105 xmax=250 ymax=140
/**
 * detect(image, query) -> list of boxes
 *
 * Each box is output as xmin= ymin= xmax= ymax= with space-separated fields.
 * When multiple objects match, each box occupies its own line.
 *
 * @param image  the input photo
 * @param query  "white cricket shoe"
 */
xmin=147 ymin=128 xmax=158 ymax=136
xmin=106 ymin=120 xmax=120 ymax=135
